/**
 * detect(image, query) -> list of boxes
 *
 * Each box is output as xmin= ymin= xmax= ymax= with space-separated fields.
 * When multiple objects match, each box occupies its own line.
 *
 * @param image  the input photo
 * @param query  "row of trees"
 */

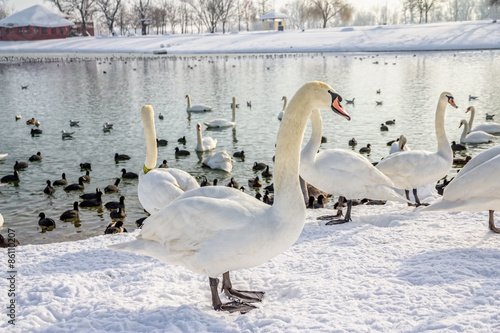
xmin=0 ymin=0 xmax=498 ymax=36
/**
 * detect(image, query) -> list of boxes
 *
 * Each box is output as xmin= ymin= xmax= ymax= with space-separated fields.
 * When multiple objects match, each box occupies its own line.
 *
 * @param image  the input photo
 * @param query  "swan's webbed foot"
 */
xmin=210 ymin=276 xmax=258 ymax=314
xmin=214 ymin=300 xmax=258 ymax=314
xmin=325 ymin=200 xmax=352 ymax=225
xmin=489 ymin=210 xmax=500 ymax=233
xmin=317 ymin=213 xmax=342 ymax=221
xmin=222 ymin=272 xmax=264 ymax=303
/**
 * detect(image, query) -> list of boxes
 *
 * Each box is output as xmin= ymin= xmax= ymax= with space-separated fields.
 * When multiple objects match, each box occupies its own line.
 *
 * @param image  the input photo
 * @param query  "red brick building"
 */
xmin=0 ymin=5 xmax=74 ymax=41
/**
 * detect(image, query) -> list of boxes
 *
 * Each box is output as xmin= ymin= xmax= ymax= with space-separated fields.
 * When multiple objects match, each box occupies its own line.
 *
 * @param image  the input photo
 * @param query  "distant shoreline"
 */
xmin=0 ymin=20 xmax=499 ymax=56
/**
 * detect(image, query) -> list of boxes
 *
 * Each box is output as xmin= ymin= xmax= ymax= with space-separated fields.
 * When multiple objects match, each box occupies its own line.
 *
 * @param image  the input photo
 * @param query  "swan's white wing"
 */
xmin=376 ymin=150 xmax=450 ymax=189
xmin=455 ymin=145 xmax=500 ymax=179
xmin=204 ymin=119 xmax=234 ymax=128
xmin=303 ymin=149 xmax=406 ymax=201
xmin=471 ymin=123 xmax=500 ymax=134
xmin=138 ymin=168 xmax=199 ymax=213
xmin=188 ymin=104 xmax=212 ymax=112
xmin=111 ymin=186 xmax=272 ymax=276
xmin=463 ymin=131 xmax=494 ymax=143
xmin=423 ymin=155 xmax=500 ymax=212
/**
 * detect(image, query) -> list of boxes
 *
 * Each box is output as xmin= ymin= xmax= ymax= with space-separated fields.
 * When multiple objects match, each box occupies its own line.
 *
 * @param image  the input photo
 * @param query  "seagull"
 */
xmin=61 ymin=130 xmax=74 ymax=138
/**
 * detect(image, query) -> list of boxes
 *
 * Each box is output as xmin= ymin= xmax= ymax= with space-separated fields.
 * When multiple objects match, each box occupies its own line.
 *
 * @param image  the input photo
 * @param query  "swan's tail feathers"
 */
xmin=108 ymin=239 xmax=171 ymax=259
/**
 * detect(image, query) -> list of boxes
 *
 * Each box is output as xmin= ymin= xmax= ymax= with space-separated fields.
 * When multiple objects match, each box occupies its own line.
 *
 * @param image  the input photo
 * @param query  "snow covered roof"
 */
xmin=0 ymin=5 xmax=74 ymax=28
xmin=260 ymin=12 xmax=289 ymax=20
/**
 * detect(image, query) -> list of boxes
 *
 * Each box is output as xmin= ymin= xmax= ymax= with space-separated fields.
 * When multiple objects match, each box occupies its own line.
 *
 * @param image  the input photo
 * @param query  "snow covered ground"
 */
xmin=0 ymin=20 xmax=499 ymax=55
xmin=3 ymin=202 xmax=500 ymax=332
xmin=1 ymin=20 xmax=500 ymax=332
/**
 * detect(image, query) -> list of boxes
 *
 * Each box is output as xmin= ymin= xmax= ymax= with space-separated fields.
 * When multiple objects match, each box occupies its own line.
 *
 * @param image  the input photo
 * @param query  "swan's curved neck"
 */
xmin=273 ymin=93 xmax=313 ymax=212
xmin=196 ymin=126 xmax=203 ymax=150
xmin=435 ymin=96 xmax=452 ymax=159
xmin=186 ymin=95 xmax=191 ymax=108
xmin=282 ymin=96 xmax=287 ymax=111
xmin=301 ymin=109 xmax=322 ymax=163
xmin=467 ymin=107 xmax=474 ymax=133
xmin=460 ymin=121 xmax=469 ymax=141
xmin=231 ymin=97 xmax=236 ymax=122
xmin=141 ymin=106 xmax=157 ymax=172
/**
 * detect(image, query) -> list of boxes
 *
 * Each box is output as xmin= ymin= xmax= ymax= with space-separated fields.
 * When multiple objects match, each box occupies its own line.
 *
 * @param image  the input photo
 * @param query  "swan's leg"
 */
xmin=413 ymin=189 xmax=429 ymax=207
xmin=489 ymin=210 xmax=500 ymax=233
xmin=405 ymin=190 xmax=414 ymax=206
xmin=317 ymin=196 xmax=344 ymax=220
xmin=209 ymin=277 xmax=257 ymax=314
xmin=221 ymin=272 xmax=265 ymax=303
xmin=325 ymin=199 xmax=352 ymax=225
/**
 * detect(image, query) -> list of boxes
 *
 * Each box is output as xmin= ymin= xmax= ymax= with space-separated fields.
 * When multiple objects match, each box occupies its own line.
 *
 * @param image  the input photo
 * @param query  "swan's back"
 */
xmin=376 ymin=150 xmax=451 ymax=189
xmin=138 ymin=168 xmax=200 ymax=213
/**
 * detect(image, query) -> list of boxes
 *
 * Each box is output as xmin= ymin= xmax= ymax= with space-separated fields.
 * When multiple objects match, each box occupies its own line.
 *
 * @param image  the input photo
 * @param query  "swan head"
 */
xmin=466 ymin=106 xmax=474 ymax=113
xmin=443 ymin=92 xmax=458 ymax=109
xmin=196 ymin=123 xmax=201 ymax=131
xmin=459 ymin=119 xmax=468 ymax=128
xmin=399 ymin=134 xmax=407 ymax=149
xmin=327 ymin=88 xmax=350 ymax=120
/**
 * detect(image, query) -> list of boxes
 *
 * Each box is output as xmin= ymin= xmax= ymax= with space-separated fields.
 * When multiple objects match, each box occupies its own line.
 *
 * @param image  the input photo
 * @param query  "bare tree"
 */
xmin=0 ymin=0 xmax=14 ymax=19
xmin=218 ymin=0 xmax=235 ymax=33
xmin=282 ymin=0 xmax=312 ymax=29
xmin=48 ymin=0 xmax=96 ymax=36
xmin=416 ymin=0 xmax=447 ymax=23
xmin=164 ymin=0 xmax=180 ymax=33
xmin=238 ymin=0 xmax=257 ymax=31
xmin=184 ymin=0 xmax=221 ymax=33
xmin=308 ymin=0 xmax=351 ymax=28
xmin=132 ymin=0 xmax=152 ymax=35
xmin=96 ymin=0 xmax=122 ymax=34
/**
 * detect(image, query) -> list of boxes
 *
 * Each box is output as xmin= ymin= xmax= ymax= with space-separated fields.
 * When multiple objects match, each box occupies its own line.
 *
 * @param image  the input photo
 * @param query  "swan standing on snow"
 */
xmin=138 ymin=106 xmax=200 ymax=214
xmin=459 ymin=119 xmax=494 ymax=144
xmin=109 ymin=81 xmax=351 ymax=313
xmin=422 ymin=145 xmax=500 ymax=233
xmin=466 ymin=106 xmax=500 ymax=134
xmin=204 ymin=97 xmax=237 ymax=128
xmin=376 ymin=92 xmax=458 ymax=206
xmin=300 ymin=109 xmax=408 ymax=224
xmin=202 ymin=151 xmax=233 ymax=172
xmin=389 ymin=134 xmax=410 ymax=154
xmin=185 ymin=94 xmax=212 ymax=112
xmin=195 ymin=123 xmax=217 ymax=152
xmin=277 ymin=95 xmax=287 ymax=120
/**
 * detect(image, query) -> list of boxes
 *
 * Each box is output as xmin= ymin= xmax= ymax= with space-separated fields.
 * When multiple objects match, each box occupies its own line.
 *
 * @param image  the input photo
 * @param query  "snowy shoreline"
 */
xmin=0 ymin=20 xmax=499 ymax=55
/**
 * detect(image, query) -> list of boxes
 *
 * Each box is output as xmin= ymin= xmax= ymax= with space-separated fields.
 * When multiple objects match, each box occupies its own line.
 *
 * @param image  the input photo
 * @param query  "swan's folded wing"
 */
xmin=443 ymin=155 xmax=500 ymax=202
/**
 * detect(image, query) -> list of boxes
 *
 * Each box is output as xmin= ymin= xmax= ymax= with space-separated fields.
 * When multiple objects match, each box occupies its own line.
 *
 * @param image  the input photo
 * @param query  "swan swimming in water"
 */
xmin=204 ymin=97 xmax=237 ymax=128
xmin=422 ymin=145 xmax=500 ymax=233
xmin=459 ymin=119 xmax=495 ymax=144
xmin=109 ymin=81 xmax=351 ymax=313
xmin=466 ymin=106 xmax=500 ymax=134
xmin=195 ymin=123 xmax=217 ymax=152
xmin=138 ymin=106 xmax=200 ymax=214
xmin=185 ymin=94 xmax=212 ymax=112
xmin=277 ymin=95 xmax=287 ymax=120
xmin=376 ymin=92 xmax=458 ymax=206
xmin=202 ymin=151 xmax=233 ymax=172
xmin=300 ymin=109 xmax=409 ymax=224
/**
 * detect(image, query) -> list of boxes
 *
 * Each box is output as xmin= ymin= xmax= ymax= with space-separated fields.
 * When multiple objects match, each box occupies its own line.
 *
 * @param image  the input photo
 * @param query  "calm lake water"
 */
xmin=1 ymin=50 xmax=499 ymax=245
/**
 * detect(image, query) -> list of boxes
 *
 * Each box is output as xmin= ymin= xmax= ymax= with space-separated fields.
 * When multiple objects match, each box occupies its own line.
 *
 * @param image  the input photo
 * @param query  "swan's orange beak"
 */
xmin=466 ymin=107 xmax=471 ymax=113
xmin=446 ymin=95 xmax=458 ymax=108
xmin=459 ymin=123 xmax=463 ymax=128
xmin=332 ymin=96 xmax=351 ymax=121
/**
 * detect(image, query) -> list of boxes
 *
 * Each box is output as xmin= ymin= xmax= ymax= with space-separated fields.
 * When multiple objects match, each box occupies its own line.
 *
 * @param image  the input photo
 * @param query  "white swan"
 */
xmin=277 ymin=95 xmax=287 ymax=120
xmin=202 ymin=151 xmax=233 ymax=172
xmin=138 ymin=105 xmax=200 ymax=214
xmin=466 ymin=106 xmax=500 ymax=134
xmin=185 ymin=94 xmax=212 ymax=112
xmin=389 ymin=134 xmax=410 ymax=154
xmin=195 ymin=123 xmax=217 ymax=152
xmin=459 ymin=119 xmax=494 ymax=144
xmin=375 ymin=92 xmax=458 ymax=206
xmin=0 ymin=213 xmax=3 ymax=229
xmin=109 ymin=81 xmax=351 ymax=313
xmin=422 ymin=145 xmax=500 ymax=233
xmin=204 ymin=97 xmax=236 ymax=128
xmin=0 ymin=153 xmax=7 ymax=160
xmin=300 ymin=109 xmax=408 ymax=223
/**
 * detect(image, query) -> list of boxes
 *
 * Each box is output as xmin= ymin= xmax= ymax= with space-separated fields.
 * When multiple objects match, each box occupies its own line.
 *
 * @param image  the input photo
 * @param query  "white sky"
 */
xmin=12 ymin=0 xmax=402 ymax=13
